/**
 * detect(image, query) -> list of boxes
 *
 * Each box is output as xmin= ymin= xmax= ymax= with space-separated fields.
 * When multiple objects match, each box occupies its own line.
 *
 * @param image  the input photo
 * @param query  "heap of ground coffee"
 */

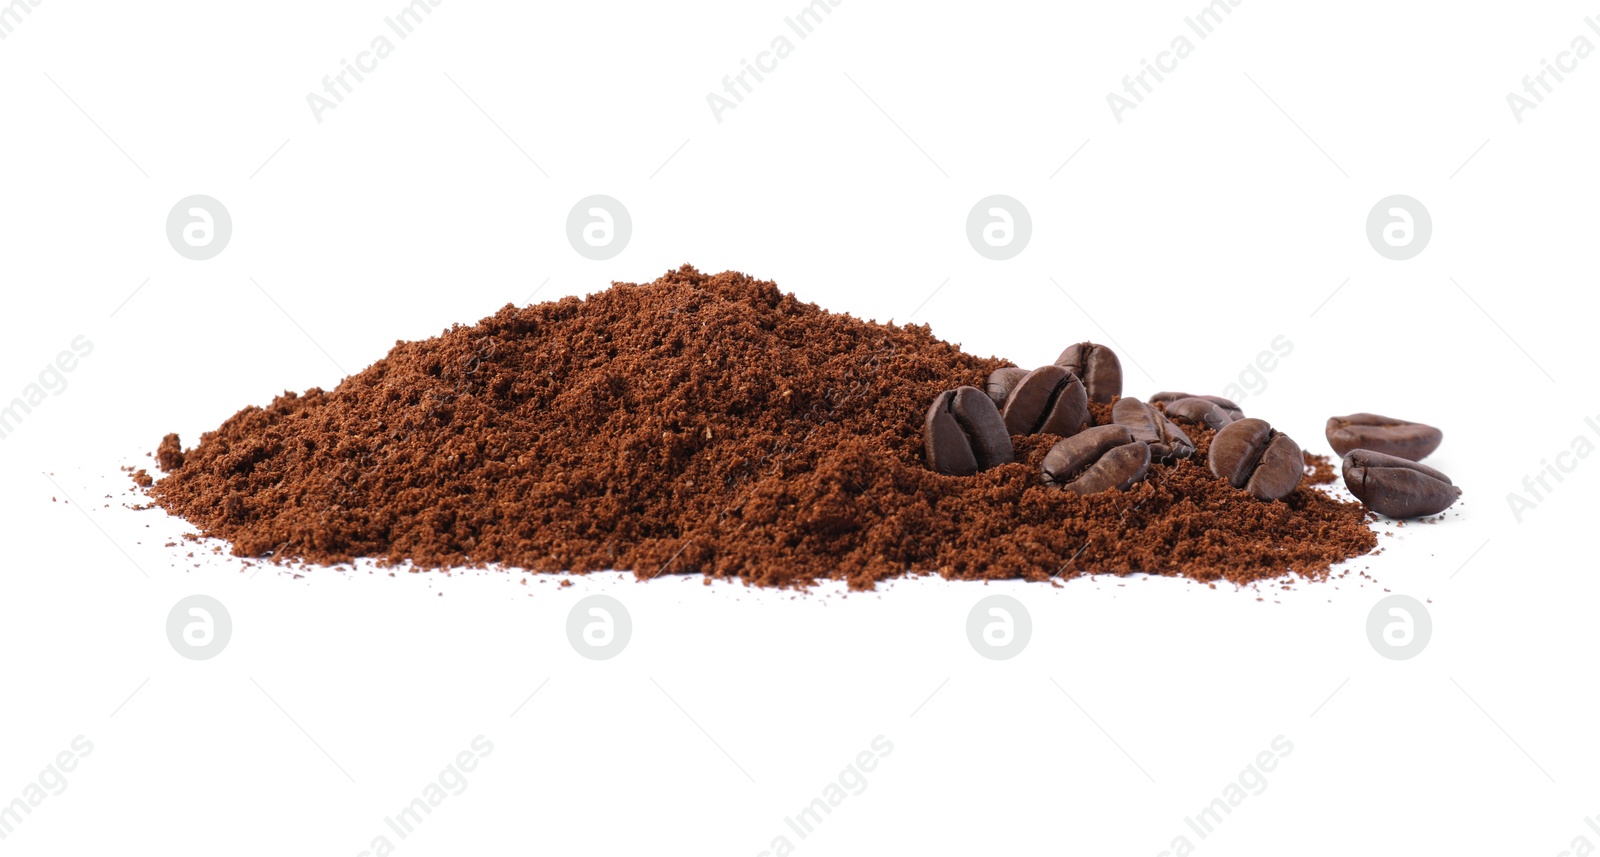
xmin=147 ymin=266 xmax=1377 ymax=589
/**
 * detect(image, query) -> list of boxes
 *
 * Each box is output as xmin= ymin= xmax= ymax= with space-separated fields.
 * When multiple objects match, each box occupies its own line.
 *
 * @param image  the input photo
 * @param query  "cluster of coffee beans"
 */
xmin=922 ymin=343 xmax=1462 ymax=519
xmin=1327 ymin=413 xmax=1459 ymax=518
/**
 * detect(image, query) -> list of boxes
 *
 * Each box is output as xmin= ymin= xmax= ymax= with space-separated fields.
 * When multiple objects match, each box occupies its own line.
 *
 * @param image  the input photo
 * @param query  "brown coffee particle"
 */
xmin=156 ymin=433 xmax=185 ymax=472
xmin=146 ymin=266 xmax=1377 ymax=589
xmin=1303 ymin=451 xmax=1338 ymax=486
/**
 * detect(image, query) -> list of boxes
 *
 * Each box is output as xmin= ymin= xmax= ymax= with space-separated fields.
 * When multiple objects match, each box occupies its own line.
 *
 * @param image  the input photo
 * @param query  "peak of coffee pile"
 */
xmin=149 ymin=265 xmax=1380 ymax=589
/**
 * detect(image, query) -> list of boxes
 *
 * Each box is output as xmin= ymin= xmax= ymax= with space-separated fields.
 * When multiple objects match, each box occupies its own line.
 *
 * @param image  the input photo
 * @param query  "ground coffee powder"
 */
xmin=147 ymin=266 xmax=1377 ymax=589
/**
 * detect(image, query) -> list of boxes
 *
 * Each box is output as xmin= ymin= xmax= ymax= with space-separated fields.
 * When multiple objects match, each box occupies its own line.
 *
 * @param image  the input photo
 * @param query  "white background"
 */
xmin=2 ymin=1 xmax=1598 ymax=854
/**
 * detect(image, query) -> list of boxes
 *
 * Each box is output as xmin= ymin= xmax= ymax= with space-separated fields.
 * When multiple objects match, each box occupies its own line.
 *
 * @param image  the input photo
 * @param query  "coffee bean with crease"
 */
xmin=1342 ymin=449 xmax=1461 ymax=518
xmin=1041 ymin=425 xmax=1151 ymax=495
xmin=1149 ymin=391 xmax=1244 ymax=422
xmin=923 ymin=386 xmax=1015 ymax=475
xmin=1162 ymin=397 xmax=1237 ymax=431
xmin=1112 ymin=398 xmax=1194 ymax=462
xmin=1326 ymin=413 xmax=1442 ymax=461
xmin=1000 ymin=365 xmax=1089 ymax=437
xmin=1208 ymin=418 xmax=1303 ymax=500
xmin=1054 ymin=342 xmax=1122 ymax=403
xmin=984 ymin=366 xmax=1029 ymax=409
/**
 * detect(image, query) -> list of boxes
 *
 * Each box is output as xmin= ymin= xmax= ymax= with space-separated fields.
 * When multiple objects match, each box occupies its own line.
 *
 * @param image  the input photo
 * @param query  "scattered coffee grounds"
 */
xmin=1302 ymin=451 xmax=1338 ymax=486
xmin=147 ymin=266 xmax=1377 ymax=589
xmin=156 ymin=433 xmax=185 ymax=472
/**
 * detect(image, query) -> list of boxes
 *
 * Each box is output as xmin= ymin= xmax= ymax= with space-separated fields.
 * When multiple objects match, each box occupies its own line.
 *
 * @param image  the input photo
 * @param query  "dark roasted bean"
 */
xmin=1326 ymin=413 xmax=1442 ymax=461
xmin=923 ymin=386 xmax=1014 ymax=475
xmin=985 ymin=366 xmax=1029 ymax=409
xmin=1041 ymin=425 xmax=1151 ymax=494
xmin=1001 ymin=365 xmax=1089 ymax=437
xmin=1149 ymin=391 xmax=1244 ymax=421
xmin=1054 ymin=342 xmax=1122 ymax=403
xmin=1342 ymin=449 xmax=1461 ymax=518
xmin=1163 ymin=396 xmax=1236 ymax=431
xmin=1112 ymin=398 xmax=1194 ymax=461
xmin=1208 ymin=417 xmax=1303 ymax=500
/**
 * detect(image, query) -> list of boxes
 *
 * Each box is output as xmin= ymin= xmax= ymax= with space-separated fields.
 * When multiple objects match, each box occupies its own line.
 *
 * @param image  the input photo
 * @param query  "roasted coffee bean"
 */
xmin=1041 ymin=425 xmax=1151 ymax=495
xmin=985 ymin=366 xmax=1029 ymax=409
xmin=1326 ymin=413 xmax=1442 ymax=461
xmin=1054 ymin=342 xmax=1122 ymax=403
xmin=1162 ymin=396 xmax=1236 ymax=431
xmin=1001 ymin=365 xmax=1089 ymax=437
xmin=1149 ymin=391 xmax=1244 ymax=421
xmin=1208 ymin=418 xmax=1303 ymax=500
xmin=924 ymin=386 xmax=1015 ymax=475
xmin=1112 ymin=398 xmax=1194 ymax=461
xmin=1342 ymin=449 xmax=1460 ymax=518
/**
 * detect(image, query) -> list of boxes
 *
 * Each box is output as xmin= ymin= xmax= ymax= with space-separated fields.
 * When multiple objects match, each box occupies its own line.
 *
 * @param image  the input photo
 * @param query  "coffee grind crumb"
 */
xmin=156 ymin=433 xmax=185 ymax=473
xmin=147 ymin=265 xmax=1377 ymax=589
xmin=1303 ymin=451 xmax=1338 ymax=486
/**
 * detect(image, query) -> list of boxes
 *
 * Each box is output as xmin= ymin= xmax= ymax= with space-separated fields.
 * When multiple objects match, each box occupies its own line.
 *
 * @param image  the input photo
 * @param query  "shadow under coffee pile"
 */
xmin=149 ymin=266 xmax=1376 ymax=589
